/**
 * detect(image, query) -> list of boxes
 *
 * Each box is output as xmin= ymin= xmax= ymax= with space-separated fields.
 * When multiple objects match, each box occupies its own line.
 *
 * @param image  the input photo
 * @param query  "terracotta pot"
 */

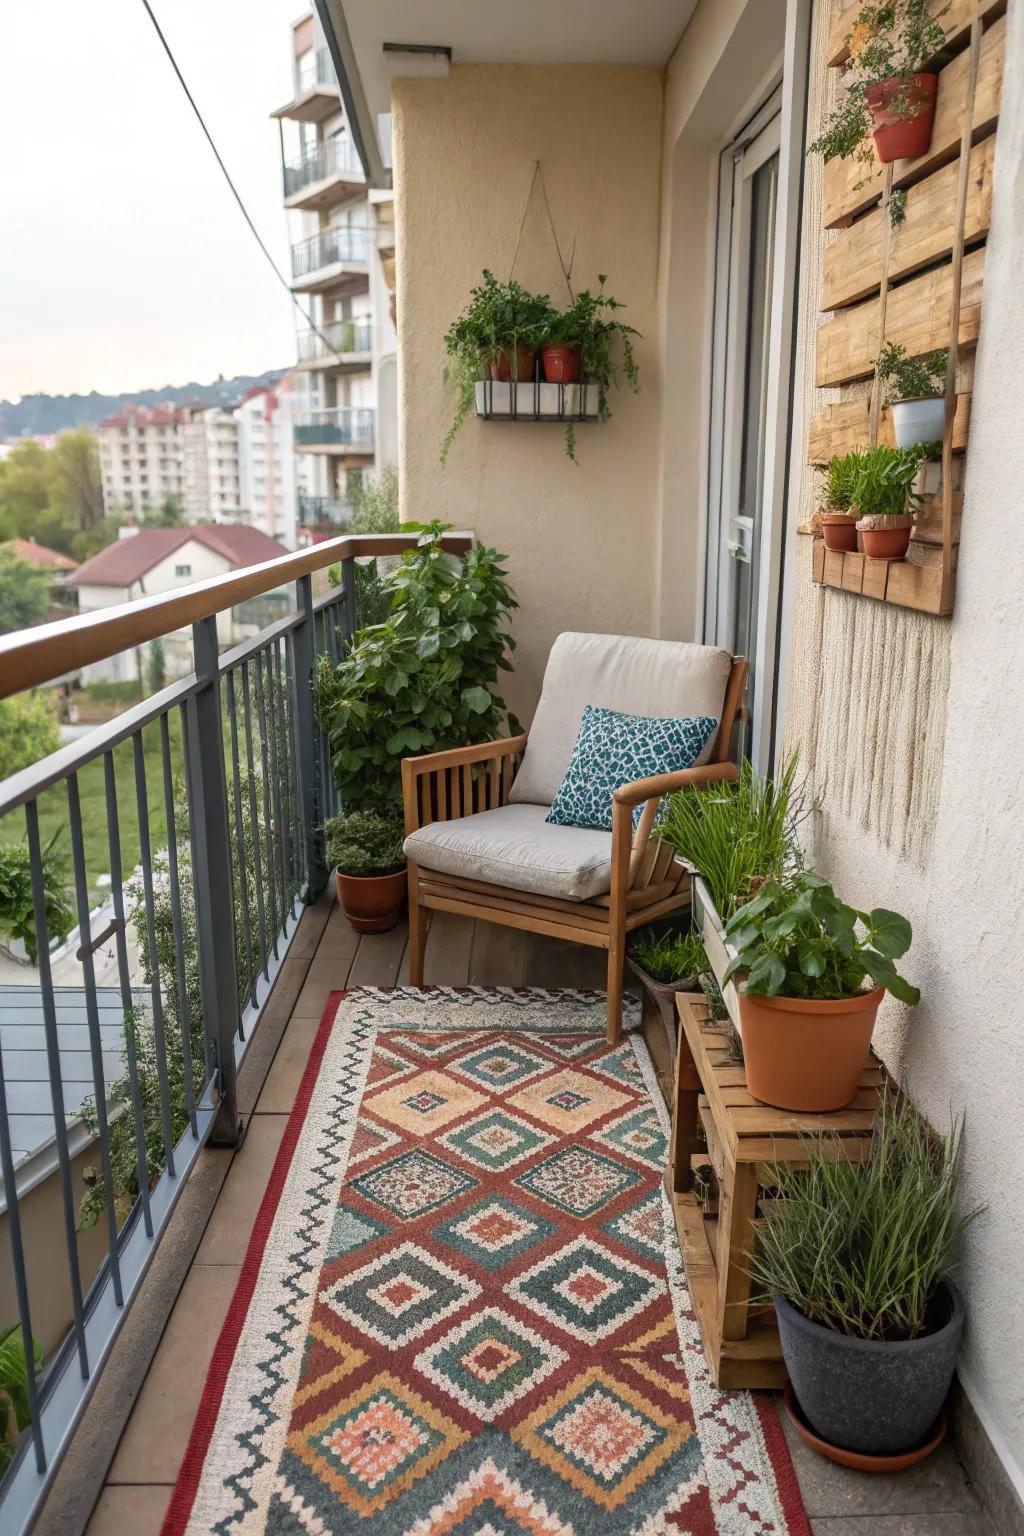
xmin=858 ymin=516 xmax=914 ymax=561
xmin=489 ymin=346 xmax=537 ymax=383
xmin=737 ymin=985 xmax=884 ymax=1111
xmin=335 ymin=867 xmax=406 ymax=933
xmin=866 ymin=73 xmax=937 ymax=163
xmin=541 ymin=344 xmax=582 ymax=383
xmin=820 ymin=513 xmax=858 ymax=553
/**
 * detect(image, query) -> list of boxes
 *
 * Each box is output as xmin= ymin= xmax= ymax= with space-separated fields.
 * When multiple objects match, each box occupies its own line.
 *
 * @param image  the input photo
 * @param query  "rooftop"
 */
xmin=0 ymin=538 xmax=78 ymax=572
xmin=67 ymin=525 xmax=288 ymax=588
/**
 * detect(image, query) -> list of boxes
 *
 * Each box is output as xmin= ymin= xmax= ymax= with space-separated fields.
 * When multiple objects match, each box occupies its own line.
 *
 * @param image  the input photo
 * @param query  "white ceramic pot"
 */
xmin=890 ymin=396 xmax=945 ymax=451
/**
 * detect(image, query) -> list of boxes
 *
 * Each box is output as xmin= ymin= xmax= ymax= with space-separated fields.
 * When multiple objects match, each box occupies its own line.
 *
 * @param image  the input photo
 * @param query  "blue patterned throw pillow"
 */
xmin=545 ymin=706 xmax=718 ymax=831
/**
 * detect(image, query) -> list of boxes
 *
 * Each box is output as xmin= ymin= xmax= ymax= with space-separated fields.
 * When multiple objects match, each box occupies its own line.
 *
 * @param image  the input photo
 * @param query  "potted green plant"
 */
xmin=851 ymin=442 xmax=924 ymax=561
xmin=809 ymin=1 xmax=948 ymax=175
xmin=325 ymin=808 xmax=407 ymax=932
xmin=817 ymin=451 xmax=862 ymax=552
xmin=540 ymin=277 xmax=641 ymax=460
xmin=441 ymin=271 xmax=553 ymax=460
xmin=722 ymin=871 xmax=920 ymax=1112
xmin=627 ymin=925 xmax=708 ymax=1030
xmin=749 ymin=1093 xmax=980 ymax=1465
xmin=877 ymin=341 xmax=947 ymax=450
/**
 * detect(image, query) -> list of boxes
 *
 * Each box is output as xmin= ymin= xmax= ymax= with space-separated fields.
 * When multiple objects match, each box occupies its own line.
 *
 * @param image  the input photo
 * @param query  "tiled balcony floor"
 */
xmin=64 ymin=890 xmax=991 ymax=1536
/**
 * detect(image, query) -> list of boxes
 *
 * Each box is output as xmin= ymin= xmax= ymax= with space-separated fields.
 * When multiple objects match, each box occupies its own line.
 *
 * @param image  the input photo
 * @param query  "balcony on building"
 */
xmin=283 ymin=136 xmax=365 ymax=212
xmin=293 ymin=406 xmax=375 ymax=458
xmin=294 ymin=317 xmax=372 ymax=373
xmin=296 ymin=492 xmax=353 ymax=533
xmin=290 ymin=225 xmax=370 ymax=296
xmin=270 ymin=46 xmax=340 ymax=124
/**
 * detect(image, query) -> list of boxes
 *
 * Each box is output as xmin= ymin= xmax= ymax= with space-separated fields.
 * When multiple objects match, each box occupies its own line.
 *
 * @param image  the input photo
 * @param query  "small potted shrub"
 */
xmin=817 ymin=451 xmax=862 ymax=552
xmin=750 ymin=1093 xmax=980 ymax=1464
xmin=809 ymin=0 xmax=947 ymax=175
xmin=877 ymin=341 xmax=947 ymax=450
xmin=441 ymin=271 xmax=552 ymax=460
xmin=325 ymin=809 xmax=407 ymax=933
xmin=723 ymin=871 xmax=919 ymax=1112
xmin=627 ymin=926 xmax=708 ymax=1029
xmin=851 ymin=442 xmax=924 ymax=561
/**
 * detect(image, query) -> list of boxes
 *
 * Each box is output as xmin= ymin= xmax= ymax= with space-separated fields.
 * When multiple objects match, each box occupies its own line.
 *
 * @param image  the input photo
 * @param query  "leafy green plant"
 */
xmin=851 ymin=442 xmax=925 ymax=524
xmin=314 ymin=522 xmax=519 ymax=811
xmin=325 ymin=809 xmax=405 ymax=877
xmin=441 ymin=271 xmax=553 ymax=461
xmin=658 ymin=753 xmax=810 ymax=921
xmin=877 ymin=341 xmax=947 ymax=403
xmin=0 ymin=1324 xmax=43 ymax=1474
xmin=723 ymin=870 xmax=920 ymax=1004
xmin=748 ymin=1090 xmax=980 ymax=1340
xmin=628 ymin=927 xmax=707 ymax=984
xmin=328 ymin=469 xmax=402 ymax=634
xmin=0 ymin=834 xmax=74 ymax=964
xmin=809 ymin=1 xmax=948 ymax=180
xmin=888 ymin=187 xmax=908 ymax=226
xmin=817 ymin=451 xmax=861 ymax=515
xmin=0 ymin=690 xmax=59 ymax=780
xmin=540 ymin=277 xmax=641 ymax=461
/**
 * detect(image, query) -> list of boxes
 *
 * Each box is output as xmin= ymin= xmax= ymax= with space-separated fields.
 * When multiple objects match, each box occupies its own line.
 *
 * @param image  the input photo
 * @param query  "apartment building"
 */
xmin=181 ymin=406 xmax=243 ymax=522
xmin=97 ymin=405 xmax=186 ymax=516
xmin=236 ymin=376 xmax=311 ymax=546
xmin=272 ymin=11 xmax=398 ymax=543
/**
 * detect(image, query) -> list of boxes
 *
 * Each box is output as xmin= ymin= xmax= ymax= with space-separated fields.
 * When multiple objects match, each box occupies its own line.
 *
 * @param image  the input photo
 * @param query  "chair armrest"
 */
xmin=612 ymin=759 xmax=738 ymax=809
xmin=402 ymin=734 xmax=528 ymax=836
xmin=611 ymin=760 xmax=739 ymax=895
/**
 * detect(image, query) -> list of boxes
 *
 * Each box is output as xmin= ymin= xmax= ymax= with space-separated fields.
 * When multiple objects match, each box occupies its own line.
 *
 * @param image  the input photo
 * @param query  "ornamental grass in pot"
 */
xmin=626 ymin=926 xmax=708 ymax=1029
xmin=878 ymin=341 xmax=948 ymax=451
xmin=749 ymin=1092 xmax=980 ymax=1461
xmin=816 ymin=452 xmax=861 ymax=552
xmin=850 ymin=442 xmax=924 ymax=561
xmin=723 ymin=872 xmax=920 ymax=1112
xmin=325 ymin=809 xmax=407 ymax=933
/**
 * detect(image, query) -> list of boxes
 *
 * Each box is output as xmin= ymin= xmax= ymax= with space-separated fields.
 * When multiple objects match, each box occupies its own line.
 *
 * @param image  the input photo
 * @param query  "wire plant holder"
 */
xmin=474 ymin=373 xmax=601 ymax=424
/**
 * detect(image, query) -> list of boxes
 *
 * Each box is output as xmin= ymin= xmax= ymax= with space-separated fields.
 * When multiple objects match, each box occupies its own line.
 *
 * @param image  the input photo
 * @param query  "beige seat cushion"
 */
xmin=404 ymin=803 xmax=612 ymax=901
xmin=509 ymin=632 xmax=733 ymax=808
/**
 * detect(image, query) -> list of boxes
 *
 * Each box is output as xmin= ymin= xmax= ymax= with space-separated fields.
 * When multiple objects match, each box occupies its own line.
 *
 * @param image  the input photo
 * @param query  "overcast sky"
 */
xmin=0 ymin=0 xmax=303 ymax=400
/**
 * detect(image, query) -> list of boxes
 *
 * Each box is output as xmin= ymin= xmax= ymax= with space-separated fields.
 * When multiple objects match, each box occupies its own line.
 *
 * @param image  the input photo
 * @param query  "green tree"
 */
xmin=71 ymin=515 xmax=123 ymax=563
xmin=141 ymin=497 xmax=184 ymax=528
xmin=49 ymin=431 xmax=103 ymax=532
xmin=0 ymin=551 xmax=51 ymax=633
xmin=146 ymin=638 xmax=166 ymax=693
xmin=0 ymin=442 xmax=52 ymax=533
xmin=0 ymin=692 xmax=60 ymax=779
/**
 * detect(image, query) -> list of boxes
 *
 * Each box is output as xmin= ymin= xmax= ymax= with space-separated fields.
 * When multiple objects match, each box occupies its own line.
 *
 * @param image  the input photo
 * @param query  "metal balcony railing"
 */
xmin=297 ymin=318 xmax=372 ymax=363
xmin=283 ymin=136 xmax=363 ymax=197
xmin=294 ymin=45 xmax=334 ymax=95
xmin=297 ymin=494 xmax=353 ymax=527
xmin=290 ymin=225 xmax=370 ymax=280
xmin=293 ymin=407 xmax=375 ymax=448
xmin=0 ymin=532 xmax=470 ymax=1535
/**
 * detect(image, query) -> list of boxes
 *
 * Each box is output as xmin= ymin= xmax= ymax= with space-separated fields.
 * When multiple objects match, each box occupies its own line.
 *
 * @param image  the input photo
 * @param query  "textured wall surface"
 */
xmin=393 ymin=65 xmax=663 ymax=726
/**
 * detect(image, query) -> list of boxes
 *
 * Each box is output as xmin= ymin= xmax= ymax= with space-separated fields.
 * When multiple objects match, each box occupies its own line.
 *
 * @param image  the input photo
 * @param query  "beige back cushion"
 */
xmin=509 ymin=632 xmax=734 ymax=808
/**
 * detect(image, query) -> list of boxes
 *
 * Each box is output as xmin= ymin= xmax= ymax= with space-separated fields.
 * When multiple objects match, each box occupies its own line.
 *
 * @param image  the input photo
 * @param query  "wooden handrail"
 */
xmin=0 ymin=531 xmax=473 ymax=700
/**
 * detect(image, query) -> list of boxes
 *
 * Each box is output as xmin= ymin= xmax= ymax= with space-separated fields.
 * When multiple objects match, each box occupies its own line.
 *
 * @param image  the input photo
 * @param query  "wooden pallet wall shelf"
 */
xmin=809 ymin=1 xmax=1004 ymax=619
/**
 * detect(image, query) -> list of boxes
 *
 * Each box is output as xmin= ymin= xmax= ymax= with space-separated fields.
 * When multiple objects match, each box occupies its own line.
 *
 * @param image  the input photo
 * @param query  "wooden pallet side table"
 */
xmin=666 ymin=992 xmax=886 ymax=1388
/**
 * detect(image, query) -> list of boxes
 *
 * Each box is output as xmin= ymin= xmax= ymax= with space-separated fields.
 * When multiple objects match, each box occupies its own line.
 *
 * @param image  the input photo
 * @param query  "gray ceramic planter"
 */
xmin=626 ymin=957 xmax=700 ymax=1031
xmin=775 ymin=1283 xmax=964 ymax=1456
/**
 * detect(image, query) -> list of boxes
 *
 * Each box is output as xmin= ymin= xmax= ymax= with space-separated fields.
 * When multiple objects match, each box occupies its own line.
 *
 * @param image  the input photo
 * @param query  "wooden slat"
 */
xmin=418 ymin=873 xmax=612 ymax=924
xmin=422 ymin=889 xmax=607 ymax=948
xmin=841 ymin=551 xmax=866 ymax=593
xmin=812 ymin=542 xmax=951 ymax=614
xmin=826 ymin=0 xmax=1002 ymax=69
xmin=808 ymin=393 xmax=971 ymax=463
xmin=822 ymin=135 xmax=995 ymax=310
xmin=913 ymin=491 xmax=964 ymax=547
xmin=823 ymin=17 xmax=1004 ymax=228
xmin=816 ymin=245 xmax=985 ymax=386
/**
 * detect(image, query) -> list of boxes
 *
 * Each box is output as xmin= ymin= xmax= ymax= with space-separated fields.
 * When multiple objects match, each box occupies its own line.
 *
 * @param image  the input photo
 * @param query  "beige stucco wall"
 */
xmin=392 ymin=65 xmax=662 ymax=725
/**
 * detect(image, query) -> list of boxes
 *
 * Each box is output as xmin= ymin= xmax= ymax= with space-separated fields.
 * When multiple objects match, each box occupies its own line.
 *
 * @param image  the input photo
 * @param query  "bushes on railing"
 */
xmin=0 ymin=835 xmax=74 ymax=965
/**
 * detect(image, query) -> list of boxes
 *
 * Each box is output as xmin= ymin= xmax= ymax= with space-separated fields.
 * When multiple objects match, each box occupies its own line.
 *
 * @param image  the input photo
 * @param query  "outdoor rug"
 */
xmin=163 ymin=988 xmax=809 ymax=1535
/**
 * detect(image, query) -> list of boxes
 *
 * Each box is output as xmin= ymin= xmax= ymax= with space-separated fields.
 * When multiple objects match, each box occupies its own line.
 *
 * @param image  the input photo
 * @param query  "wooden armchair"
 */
xmin=401 ymin=634 xmax=747 ymax=1043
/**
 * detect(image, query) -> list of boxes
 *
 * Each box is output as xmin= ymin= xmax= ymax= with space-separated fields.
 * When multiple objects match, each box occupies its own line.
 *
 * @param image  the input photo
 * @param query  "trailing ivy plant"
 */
xmin=540 ymin=277 xmax=641 ymax=461
xmin=441 ymin=271 xmax=552 ymax=462
xmin=314 ymin=521 xmax=520 ymax=811
xmin=808 ymin=1 xmax=948 ymax=183
xmin=877 ymin=341 xmax=947 ymax=403
xmin=723 ymin=870 xmax=920 ymax=1004
xmin=0 ymin=835 xmax=74 ymax=965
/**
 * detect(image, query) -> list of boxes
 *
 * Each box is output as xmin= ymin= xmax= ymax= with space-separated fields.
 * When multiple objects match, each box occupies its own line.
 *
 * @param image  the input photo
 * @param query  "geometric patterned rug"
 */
xmin=161 ymin=989 xmax=809 ymax=1535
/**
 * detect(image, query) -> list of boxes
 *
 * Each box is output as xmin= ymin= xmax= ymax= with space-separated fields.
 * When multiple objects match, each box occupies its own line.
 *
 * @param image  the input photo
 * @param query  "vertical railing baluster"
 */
xmin=226 ymin=668 xmax=257 ymax=1006
xmin=132 ymin=731 xmax=177 ymax=1178
xmin=241 ymin=662 xmax=270 ymax=983
xmin=272 ymin=639 xmax=299 ymax=911
xmin=291 ymin=574 xmax=328 ymax=900
xmin=252 ymin=655 xmax=281 ymax=955
xmin=159 ymin=713 xmax=198 ymax=1136
xmin=104 ymin=749 xmax=153 ymax=1238
xmin=283 ymin=639 xmax=304 ymax=903
xmin=179 ymin=701 xmax=214 ymax=1087
xmin=67 ymin=773 xmax=123 ymax=1307
xmin=0 ymin=1044 xmax=46 ymax=1472
xmin=263 ymin=644 xmax=288 ymax=923
xmin=24 ymin=800 xmax=89 ymax=1378
xmin=342 ymin=553 xmax=357 ymax=646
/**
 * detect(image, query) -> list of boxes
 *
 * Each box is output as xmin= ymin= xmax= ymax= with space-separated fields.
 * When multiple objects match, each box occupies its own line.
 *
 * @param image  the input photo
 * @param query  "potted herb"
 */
xmin=441 ymin=271 xmax=552 ymax=460
xmin=627 ymin=925 xmax=708 ymax=1029
xmin=540 ymin=277 xmax=640 ymax=461
xmin=723 ymin=871 xmax=920 ymax=1112
xmin=877 ymin=341 xmax=947 ymax=450
xmin=809 ymin=1 xmax=948 ymax=176
xmin=851 ymin=442 xmax=924 ymax=561
xmin=750 ymin=1093 xmax=980 ymax=1464
xmin=325 ymin=809 xmax=407 ymax=933
xmin=817 ymin=451 xmax=862 ymax=552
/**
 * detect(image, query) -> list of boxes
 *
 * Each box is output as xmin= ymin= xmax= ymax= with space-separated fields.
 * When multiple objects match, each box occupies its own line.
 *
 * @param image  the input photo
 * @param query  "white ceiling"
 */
xmin=338 ymin=0 xmax=699 ymax=118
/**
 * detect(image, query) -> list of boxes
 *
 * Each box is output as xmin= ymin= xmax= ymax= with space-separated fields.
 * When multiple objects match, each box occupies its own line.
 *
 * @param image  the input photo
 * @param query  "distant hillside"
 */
xmin=0 ymin=369 xmax=287 ymax=438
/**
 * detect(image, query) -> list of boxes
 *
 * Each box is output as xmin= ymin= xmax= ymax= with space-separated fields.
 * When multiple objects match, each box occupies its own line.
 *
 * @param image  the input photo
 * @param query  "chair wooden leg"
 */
xmin=607 ymin=799 xmax=631 ymax=1045
xmin=606 ymin=944 xmax=624 ymax=1045
xmin=407 ymin=863 xmax=428 ymax=986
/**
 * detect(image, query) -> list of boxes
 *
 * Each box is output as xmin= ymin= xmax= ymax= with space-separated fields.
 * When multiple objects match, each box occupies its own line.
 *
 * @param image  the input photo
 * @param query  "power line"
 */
xmin=136 ymin=0 xmax=344 ymax=359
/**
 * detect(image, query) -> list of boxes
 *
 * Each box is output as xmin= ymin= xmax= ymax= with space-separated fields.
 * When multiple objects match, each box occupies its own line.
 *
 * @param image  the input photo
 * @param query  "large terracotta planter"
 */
xmin=737 ymin=985 xmax=884 ymax=1111
xmin=866 ymin=73 xmax=937 ymax=163
xmin=335 ymin=867 xmax=406 ymax=933
xmin=541 ymin=344 xmax=582 ymax=383
xmin=820 ymin=513 xmax=858 ymax=553
xmin=489 ymin=346 xmax=537 ymax=383
xmin=858 ymin=515 xmax=914 ymax=561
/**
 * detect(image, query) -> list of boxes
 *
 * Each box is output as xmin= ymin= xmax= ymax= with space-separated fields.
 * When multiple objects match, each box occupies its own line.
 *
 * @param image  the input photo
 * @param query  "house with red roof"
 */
xmin=66 ymin=523 xmax=288 ymax=683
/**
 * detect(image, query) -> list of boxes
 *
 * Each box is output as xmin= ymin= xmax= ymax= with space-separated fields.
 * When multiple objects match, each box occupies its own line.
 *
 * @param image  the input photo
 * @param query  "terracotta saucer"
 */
xmin=783 ymin=1383 xmax=947 ymax=1472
